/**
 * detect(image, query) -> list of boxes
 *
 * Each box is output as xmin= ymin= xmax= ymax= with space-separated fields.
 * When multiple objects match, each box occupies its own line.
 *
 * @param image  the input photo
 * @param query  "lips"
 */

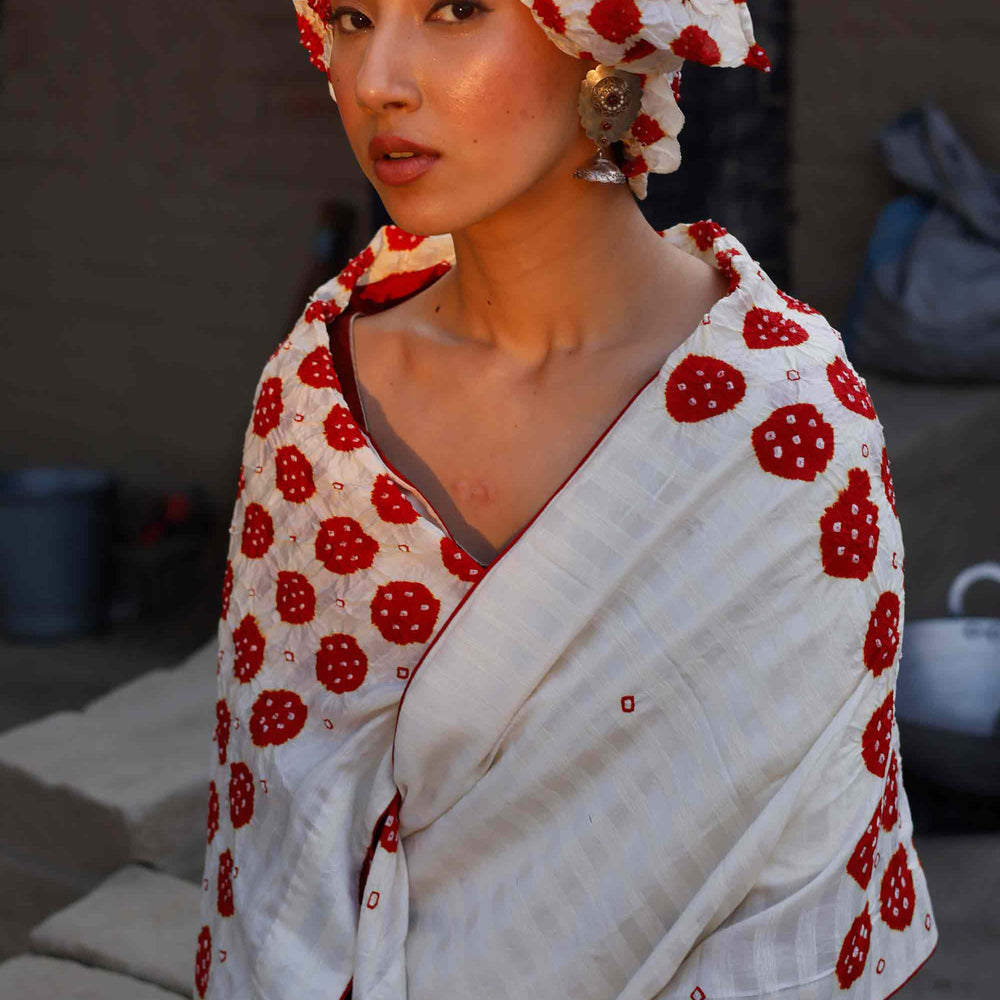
xmin=368 ymin=134 xmax=441 ymax=161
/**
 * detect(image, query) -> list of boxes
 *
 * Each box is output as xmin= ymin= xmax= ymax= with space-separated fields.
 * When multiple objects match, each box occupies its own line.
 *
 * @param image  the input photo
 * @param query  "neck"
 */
xmin=426 ymin=167 xmax=670 ymax=370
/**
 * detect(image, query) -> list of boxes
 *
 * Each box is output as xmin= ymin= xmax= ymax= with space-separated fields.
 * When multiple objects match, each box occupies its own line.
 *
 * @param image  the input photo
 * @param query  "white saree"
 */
xmin=196 ymin=221 xmax=938 ymax=1000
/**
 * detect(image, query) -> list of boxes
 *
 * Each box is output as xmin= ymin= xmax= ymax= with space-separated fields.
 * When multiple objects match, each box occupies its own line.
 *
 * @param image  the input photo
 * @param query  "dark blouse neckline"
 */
xmin=326 ymin=308 xmax=490 ymax=571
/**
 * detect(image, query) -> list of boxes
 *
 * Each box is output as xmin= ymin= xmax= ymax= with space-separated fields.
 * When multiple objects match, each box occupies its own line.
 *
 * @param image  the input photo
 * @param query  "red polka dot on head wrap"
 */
xmin=289 ymin=0 xmax=770 ymax=199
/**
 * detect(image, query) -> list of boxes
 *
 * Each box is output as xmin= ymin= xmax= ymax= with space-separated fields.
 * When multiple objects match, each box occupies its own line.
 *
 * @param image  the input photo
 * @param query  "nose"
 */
xmin=354 ymin=20 xmax=422 ymax=115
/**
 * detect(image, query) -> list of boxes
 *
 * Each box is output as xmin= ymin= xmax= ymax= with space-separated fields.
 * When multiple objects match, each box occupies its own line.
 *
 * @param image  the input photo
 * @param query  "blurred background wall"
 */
xmin=791 ymin=1 xmax=1000 ymax=322
xmin=0 ymin=0 xmax=370 ymax=526
xmin=4 ymin=0 xmax=999 ymax=536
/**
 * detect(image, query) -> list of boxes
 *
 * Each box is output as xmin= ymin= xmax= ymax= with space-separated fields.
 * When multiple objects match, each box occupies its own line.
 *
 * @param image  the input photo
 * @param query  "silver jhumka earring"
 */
xmin=573 ymin=66 xmax=643 ymax=185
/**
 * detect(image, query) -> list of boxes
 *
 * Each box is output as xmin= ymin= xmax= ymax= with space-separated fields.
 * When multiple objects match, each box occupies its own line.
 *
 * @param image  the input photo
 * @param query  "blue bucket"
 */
xmin=0 ymin=467 xmax=116 ymax=639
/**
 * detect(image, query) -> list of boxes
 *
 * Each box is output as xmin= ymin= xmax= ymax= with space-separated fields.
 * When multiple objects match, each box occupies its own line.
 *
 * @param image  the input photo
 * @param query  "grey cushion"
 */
xmin=0 ymin=954 xmax=184 ymax=998
xmin=0 ymin=640 xmax=217 ymax=884
xmin=29 ymin=864 xmax=200 ymax=998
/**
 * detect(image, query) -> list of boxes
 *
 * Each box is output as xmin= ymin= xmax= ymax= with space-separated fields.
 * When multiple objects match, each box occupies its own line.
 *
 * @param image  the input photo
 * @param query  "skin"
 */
xmin=325 ymin=0 xmax=726 ymax=365
xmin=323 ymin=0 xmax=730 ymax=561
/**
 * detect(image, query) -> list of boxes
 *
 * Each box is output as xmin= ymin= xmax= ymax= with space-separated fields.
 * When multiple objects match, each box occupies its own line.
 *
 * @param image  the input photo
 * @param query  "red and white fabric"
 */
xmin=195 ymin=220 xmax=938 ymax=999
xmin=291 ymin=0 xmax=771 ymax=199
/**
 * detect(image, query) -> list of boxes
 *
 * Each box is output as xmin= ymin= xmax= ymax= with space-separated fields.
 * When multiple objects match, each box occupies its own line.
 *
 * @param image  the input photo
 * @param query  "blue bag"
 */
xmin=841 ymin=104 xmax=1000 ymax=381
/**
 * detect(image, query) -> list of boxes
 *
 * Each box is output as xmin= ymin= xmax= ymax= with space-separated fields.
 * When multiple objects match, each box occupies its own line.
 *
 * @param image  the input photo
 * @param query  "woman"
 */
xmin=195 ymin=1 xmax=939 ymax=997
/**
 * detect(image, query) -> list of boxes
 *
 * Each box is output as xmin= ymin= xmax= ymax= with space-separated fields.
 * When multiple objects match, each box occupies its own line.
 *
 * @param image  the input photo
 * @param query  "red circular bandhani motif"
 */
xmin=232 ymin=614 xmax=266 ymax=684
xmin=846 ymin=800 xmax=882 ymax=890
xmin=229 ymin=762 xmax=255 ymax=828
xmin=252 ymin=377 xmax=283 ymax=438
xmin=371 ymin=473 xmax=419 ymax=524
xmin=861 ymin=690 xmax=894 ymax=778
xmin=531 ymin=0 xmax=566 ymax=33
xmin=441 ymin=536 xmax=484 ymax=582
xmin=818 ymin=468 xmax=879 ymax=580
xmin=623 ymin=38 xmax=656 ymax=63
xmin=206 ymin=781 xmax=220 ymax=844
xmin=630 ymin=112 xmax=665 ymax=146
xmin=688 ymin=220 xmax=728 ymax=252
xmin=384 ymin=226 xmax=427 ymax=252
xmin=715 ymin=248 xmax=742 ymax=292
xmin=275 ymin=445 xmax=317 ymax=504
xmin=241 ymin=503 xmax=275 ymax=559
xmin=217 ymin=849 xmax=235 ymax=917
xmin=275 ymin=570 xmax=317 ymax=624
xmin=304 ymin=299 xmax=343 ymax=324
xmin=220 ymin=560 xmax=233 ymax=620
xmin=316 ymin=633 xmax=369 ymax=694
xmin=828 ymin=357 xmax=876 ymax=419
xmin=296 ymin=13 xmax=325 ymax=72
xmin=622 ymin=153 xmax=648 ymax=179
xmin=324 ymin=403 xmax=365 ymax=451
xmin=370 ymin=581 xmax=441 ymax=644
xmin=315 ymin=516 xmax=380 ymax=574
xmin=835 ymin=903 xmax=871 ymax=990
xmin=742 ymin=307 xmax=809 ymax=350
xmin=881 ymin=750 xmax=900 ymax=832
xmin=588 ymin=0 xmax=642 ymax=44
xmin=214 ymin=699 xmax=231 ymax=766
xmin=298 ymin=345 xmax=341 ymax=390
xmin=863 ymin=592 xmax=901 ymax=677
xmin=671 ymin=25 xmax=721 ymax=66
xmin=744 ymin=44 xmax=771 ymax=72
xmin=879 ymin=843 xmax=916 ymax=930
xmin=337 ymin=247 xmax=376 ymax=291
xmin=249 ymin=689 xmax=309 ymax=747
xmin=194 ymin=926 xmax=212 ymax=999
xmin=751 ymin=403 xmax=834 ymax=482
xmin=665 ymin=354 xmax=746 ymax=423
xmin=307 ymin=0 xmax=332 ymax=20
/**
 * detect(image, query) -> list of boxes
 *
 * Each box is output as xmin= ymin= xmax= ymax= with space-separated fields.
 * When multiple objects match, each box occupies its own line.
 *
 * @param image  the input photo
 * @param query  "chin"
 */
xmin=375 ymin=192 xmax=501 ymax=239
xmin=378 ymin=172 xmax=556 ymax=239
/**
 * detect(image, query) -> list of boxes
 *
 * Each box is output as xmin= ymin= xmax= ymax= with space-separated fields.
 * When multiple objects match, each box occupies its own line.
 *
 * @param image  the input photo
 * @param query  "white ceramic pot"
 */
xmin=895 ymin=562 xmax=1000 ymax=796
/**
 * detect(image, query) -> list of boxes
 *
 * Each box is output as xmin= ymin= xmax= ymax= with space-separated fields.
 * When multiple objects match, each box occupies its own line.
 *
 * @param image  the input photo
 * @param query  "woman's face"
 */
xmin=325 ymin=0 xmax=596 ymax=235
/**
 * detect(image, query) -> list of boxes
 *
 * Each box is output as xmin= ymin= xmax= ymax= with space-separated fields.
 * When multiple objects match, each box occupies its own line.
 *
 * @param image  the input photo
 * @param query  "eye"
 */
xmin=329 ymin=6 xmax=372 ymax=34
xmin=429 ymin=1 xmax=485 ymax=22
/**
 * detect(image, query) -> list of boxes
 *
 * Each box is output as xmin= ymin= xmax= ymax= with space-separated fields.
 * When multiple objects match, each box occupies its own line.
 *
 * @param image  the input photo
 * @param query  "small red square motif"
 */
xmin=367 ymin=890 xmax=380 ymax=909
xmin=397 ymin=667 xmax=410 ymax=679
xmin=786 ymin=369 xmax=800 ymax=381
xmin=621 ymin=695 xmax=635 ymax=713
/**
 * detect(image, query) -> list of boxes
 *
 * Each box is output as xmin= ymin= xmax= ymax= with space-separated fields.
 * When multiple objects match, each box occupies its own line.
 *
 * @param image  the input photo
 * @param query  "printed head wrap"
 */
xmin=292 ymin=0 xmax=769 ymax=199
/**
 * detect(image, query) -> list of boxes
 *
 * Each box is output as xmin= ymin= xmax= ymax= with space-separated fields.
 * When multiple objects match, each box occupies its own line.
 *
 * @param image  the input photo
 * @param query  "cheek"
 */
xmin=434 ymin=45 xmax=582 ymax=162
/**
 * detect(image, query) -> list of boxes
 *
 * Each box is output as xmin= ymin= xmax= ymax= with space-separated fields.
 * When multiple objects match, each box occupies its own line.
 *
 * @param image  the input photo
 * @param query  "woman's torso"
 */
xmin=348 ymin=262 xmax=730 ymax=565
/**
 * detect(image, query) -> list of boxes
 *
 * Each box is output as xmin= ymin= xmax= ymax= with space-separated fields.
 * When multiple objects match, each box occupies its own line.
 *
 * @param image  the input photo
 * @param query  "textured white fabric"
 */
xmin=196 ymin=221 xmax=938 ymax=1000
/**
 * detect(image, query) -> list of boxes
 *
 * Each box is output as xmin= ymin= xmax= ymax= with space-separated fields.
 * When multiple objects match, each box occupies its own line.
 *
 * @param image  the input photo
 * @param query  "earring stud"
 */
xmin=574 ymin=66 xmax=642 ymax=185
